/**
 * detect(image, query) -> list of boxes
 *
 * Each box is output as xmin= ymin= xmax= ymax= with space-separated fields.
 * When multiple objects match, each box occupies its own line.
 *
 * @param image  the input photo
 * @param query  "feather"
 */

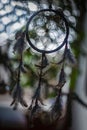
xmin=13 ymin=31 xmax=26 ymax=54
xmin=11 ymin=85 xmax=27 ymax=109
xmin=38 ymin=97 xmax=45 ymax=105
xmin=65 ymin=48 xmax=77 ymax=66
xmin=13 ymin=38 xmax=26 ymax=53
xmin=20 ymin=98 xmax=28 ymax=107
xmin=21 ymin=65 xmax=27 ymax=73
xmin=42 ymin=53 xmax=49 ymax=68
xmin=13 ymin=101 xmax=18 ymax=110
xmin=35 ymin=53 xmax=49 ymax=69
xmin=51 ymin=95 xmax=62 ymax=121
xmin=10 ymin=99 xmax=16 ymax=106
xmin=11 ymin=85 xmax=18 ymax=99
xmin=56 ymin=68 xmax=66 ymax=89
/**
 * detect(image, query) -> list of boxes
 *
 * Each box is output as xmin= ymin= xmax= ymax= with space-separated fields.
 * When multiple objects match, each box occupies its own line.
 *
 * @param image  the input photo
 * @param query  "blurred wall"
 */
xmin=71 ymin=2 xmax=87 ymax=130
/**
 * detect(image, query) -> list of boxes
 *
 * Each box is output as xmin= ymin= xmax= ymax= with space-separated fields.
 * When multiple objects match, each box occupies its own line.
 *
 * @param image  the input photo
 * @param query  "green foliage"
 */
xmin=70 ymin=68 xmax=79 ymax=90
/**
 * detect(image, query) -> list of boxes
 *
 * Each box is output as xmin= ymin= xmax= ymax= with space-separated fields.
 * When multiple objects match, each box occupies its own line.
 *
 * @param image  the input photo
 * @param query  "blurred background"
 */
xmin=0 ymin=0 xmax=87 ymax=130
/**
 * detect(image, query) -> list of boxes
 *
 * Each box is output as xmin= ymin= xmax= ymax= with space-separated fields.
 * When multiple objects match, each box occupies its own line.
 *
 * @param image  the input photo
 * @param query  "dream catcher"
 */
xmin=11 ymin=4 xmax=76 ymax=128
xmin=26 ymin=8 xmax=71 ymax=123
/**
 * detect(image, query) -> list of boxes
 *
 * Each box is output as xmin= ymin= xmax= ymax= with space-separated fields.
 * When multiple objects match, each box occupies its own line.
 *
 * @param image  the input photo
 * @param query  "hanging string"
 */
xmin=29 ymin=52 xmax=48 ymax=108
xmin=48 ymin=0 xmax=53 ymax=9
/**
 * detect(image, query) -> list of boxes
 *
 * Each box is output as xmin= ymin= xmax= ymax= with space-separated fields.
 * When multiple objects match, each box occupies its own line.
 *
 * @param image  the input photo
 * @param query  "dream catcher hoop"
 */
xmin=26 ymin=9 xmax=69 ymax=54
